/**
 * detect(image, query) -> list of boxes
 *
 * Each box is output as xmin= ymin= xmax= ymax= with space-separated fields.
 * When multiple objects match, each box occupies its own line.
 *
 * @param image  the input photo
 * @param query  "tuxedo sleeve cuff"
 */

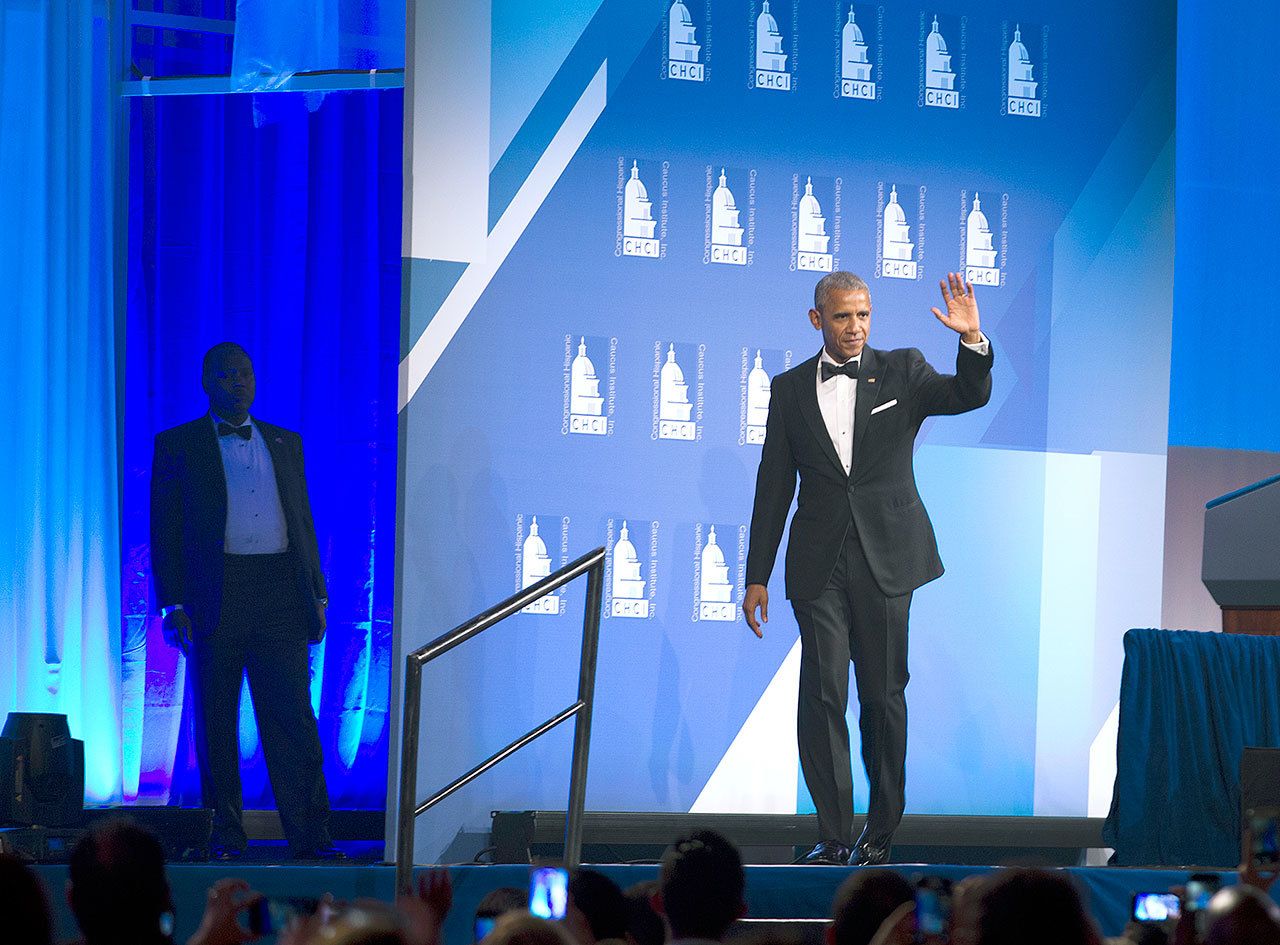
xmin=960 ymin=333 xmax=990 ymax=356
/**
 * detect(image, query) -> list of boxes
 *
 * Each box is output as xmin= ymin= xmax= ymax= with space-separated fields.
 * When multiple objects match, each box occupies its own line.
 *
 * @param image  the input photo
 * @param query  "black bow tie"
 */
xmin=217 ymin=422 xmax=252 ymax=441
xmin=821 ymin=360 xmax=859 ymax=382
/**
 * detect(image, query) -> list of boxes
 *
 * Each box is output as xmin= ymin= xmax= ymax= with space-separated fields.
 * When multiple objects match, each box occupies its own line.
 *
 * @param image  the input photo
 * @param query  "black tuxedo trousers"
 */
xmin=794 ymin=529 xmax=911 ymax=844
xmin=190 ymin=552 xmax=332 ymax=852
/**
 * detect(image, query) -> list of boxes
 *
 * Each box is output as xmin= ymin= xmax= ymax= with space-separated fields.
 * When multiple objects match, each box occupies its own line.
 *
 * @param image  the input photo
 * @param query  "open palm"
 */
xmin=930 ymin=272 xmax=981 ymax=337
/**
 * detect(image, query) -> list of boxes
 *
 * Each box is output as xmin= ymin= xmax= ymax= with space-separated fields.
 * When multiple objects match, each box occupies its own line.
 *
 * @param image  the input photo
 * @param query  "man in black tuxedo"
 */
xmin=744 ymin=272 xmax=993 ymax=865
xmin=150 ymin=342 xmax=339 ymax=860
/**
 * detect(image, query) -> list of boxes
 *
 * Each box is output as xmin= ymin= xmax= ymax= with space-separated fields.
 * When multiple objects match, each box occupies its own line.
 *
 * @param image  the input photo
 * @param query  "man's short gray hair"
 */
xmin=813 ymin=271 xmax=870 ymax=313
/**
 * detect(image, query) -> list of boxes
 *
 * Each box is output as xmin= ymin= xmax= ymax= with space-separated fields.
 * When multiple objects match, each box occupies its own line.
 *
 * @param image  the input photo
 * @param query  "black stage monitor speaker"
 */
xmin=1241 ymin=747 xmax=1280 ymax=819
xmin=0 ymin=712 xmax=85 ymax=827
xmin=83 ymin=807 xmax=214 ymax=862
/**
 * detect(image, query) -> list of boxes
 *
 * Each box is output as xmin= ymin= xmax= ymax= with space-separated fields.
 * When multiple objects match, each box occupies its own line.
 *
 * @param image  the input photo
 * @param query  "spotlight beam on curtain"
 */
xmin=0 ymin=0 xmax=123 ymax=802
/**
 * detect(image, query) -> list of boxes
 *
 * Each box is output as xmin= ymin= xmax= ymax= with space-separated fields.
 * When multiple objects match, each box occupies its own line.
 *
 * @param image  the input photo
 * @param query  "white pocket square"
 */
xmin=870 ymin=399 xmax=898 ymax=415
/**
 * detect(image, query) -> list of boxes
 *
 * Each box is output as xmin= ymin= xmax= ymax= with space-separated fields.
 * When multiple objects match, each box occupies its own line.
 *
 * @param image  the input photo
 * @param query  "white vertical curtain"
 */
xmin=0 ymin=0 xmax=122 ymax=803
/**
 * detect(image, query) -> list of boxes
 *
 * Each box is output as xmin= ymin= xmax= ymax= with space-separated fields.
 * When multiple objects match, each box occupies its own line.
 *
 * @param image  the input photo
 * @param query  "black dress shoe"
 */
xmin=797 ymin=839 xmax=853 ymax=865
xmin=209 ymin=844 xmax=246 ymax=862
xmin=849 ymin=839 xmax=891 ymax=866
xmin=291 ymin=844 xmax=348 ymax=862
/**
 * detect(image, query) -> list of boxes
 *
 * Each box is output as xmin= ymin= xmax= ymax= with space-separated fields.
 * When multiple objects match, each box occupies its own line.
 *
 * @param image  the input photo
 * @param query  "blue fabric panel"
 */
xmin=232 ymin=0 xmax=403 ymax=89
xmin=1104 ymin=629 xmax=1280 ymax=866
xmin=232 ymin=0 xmax=337 ymax=89
xmin=1168 ymin=0 xmax=1280 ymax=453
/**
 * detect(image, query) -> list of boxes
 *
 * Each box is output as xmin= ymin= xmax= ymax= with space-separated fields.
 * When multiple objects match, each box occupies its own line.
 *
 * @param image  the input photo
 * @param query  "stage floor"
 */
xmin=33 ymin=861 xmax=1236 ymax=943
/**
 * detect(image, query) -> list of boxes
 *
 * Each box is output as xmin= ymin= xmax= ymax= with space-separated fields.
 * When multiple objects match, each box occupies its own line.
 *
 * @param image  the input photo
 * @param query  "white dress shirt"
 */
xmin=212 ymin=414 xmax=289 ymax=554
xmin=816 ymin=349 xmax=861 ymax=475
xmin=814 ymin=334 xmax=990 ymax=475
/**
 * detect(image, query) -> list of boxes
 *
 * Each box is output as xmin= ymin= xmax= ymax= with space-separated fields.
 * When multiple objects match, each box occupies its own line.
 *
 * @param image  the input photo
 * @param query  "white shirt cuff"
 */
xmin=160 ymin=604 xmax=184 ymax=618
xmin=961 ymin=332 xmax=990 ymax=356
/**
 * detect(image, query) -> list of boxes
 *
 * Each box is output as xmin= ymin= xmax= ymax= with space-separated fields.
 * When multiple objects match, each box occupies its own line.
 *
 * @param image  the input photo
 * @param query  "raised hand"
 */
xmin=399 ymin=868 xmax=453 ymax=945
xmin=187 ymin=877 xmax=263 ymax=945
xmin=930 ymin=272 xmax=981 ymax=342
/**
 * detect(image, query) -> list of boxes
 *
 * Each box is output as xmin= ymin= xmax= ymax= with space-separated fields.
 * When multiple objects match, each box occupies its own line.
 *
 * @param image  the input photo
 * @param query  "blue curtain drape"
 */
xmin=122 ymin=88 xmax=401 ymax=808
xmin=0 ymin=0 xmax=123 ymax=803
xmin=1104 ymin=629 xmax=1280 ymax=866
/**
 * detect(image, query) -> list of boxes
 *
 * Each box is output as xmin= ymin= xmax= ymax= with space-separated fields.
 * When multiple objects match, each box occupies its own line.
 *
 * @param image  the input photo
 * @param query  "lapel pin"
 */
xmin=867 ymin=378 xmax=876 ymax=384
xmin=275 ymin=437 xmax=283 ymax=443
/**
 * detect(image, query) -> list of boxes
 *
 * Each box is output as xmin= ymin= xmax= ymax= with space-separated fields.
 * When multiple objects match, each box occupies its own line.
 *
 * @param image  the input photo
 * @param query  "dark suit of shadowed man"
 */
xmin=744 ymin=272 xmax=993 ymax=866
xmin=150 ymin=342 xmax=339 ymax=860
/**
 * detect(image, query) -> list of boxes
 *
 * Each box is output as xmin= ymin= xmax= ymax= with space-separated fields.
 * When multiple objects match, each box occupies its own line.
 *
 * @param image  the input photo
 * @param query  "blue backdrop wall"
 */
xmin=1168 ymin=0 xmax=1280 ymax=454
xmin=395 ymin=0 xmax=1176 ymax=859
xmin=1157 ymin=0 xmax=1280 ymax=641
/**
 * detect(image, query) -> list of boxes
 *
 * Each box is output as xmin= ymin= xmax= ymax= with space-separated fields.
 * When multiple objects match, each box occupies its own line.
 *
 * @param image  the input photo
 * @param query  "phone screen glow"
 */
xmin=1133 ymin=893 xmax=1180 ymax=922
xmin=530 ymin=868 xmax=568 ymax=921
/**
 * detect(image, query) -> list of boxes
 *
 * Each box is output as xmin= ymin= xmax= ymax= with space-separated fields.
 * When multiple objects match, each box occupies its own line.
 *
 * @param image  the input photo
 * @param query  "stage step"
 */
xmin=490 ymin=811 xmax=1106 ymax=866
xmin=244 ymin=808 xmax=384 ymax=842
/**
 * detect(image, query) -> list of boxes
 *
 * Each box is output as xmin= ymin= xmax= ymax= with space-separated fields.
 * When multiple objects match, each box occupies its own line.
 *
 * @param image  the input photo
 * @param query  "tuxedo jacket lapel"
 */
xmin=191 ymin=418 xmax=228 ymax=540
xmin=258 ymin=422 xmax=291 ymax=496
xmin=258 ymin=422 xmax=302 ymax=539
xmin=793 ymin=354 xmax=847 ymax=478
xmin=851 ymin=346 xmax=882 ymax=469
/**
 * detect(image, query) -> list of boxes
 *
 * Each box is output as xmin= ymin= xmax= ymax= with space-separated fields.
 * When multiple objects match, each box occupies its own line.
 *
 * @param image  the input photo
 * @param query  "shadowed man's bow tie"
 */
xmin=217 ymin=422 xmax=252 ymax=440
xmin=821 ymin=360 xmax=859 ymax=382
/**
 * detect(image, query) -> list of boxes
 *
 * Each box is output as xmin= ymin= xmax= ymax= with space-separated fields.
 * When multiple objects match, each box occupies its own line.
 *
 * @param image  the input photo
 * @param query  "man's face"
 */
xmin=809 ymin=287 xmax=872 ymax=362
xmin=204 ymin=349 xmax=255 ymax=418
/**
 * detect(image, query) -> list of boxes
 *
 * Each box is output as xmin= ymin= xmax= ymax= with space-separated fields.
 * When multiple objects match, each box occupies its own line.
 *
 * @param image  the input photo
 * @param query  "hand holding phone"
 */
xmin=1183 ymin=873 xmax=1223 ymax=913
xmin=246 ymin=896 xmax=324 ymax=936
xmin=914 ymin=877 xmax=953 ymax=943
xmin=1247 ymin=809 xmax=1280 ymax=872
xmin=191 ymin=878 xmax=263 ymax=945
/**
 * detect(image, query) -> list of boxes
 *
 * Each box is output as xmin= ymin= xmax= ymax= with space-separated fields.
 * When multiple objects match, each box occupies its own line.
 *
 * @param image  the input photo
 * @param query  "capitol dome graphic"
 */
xmin=964 ymin=192 xmax=1000 ymax=285
xmin=797 ymin=177 xmax=832 ymax=272
xmin=880 ymin=185 xmax=918 ymax=280
xmin=924 ymin=15 xmax=958 ymax=109
xmin=658 ymin=344 xmax=697 ymax=441
xmin=841 ymin=7 xmax=875 ymax=99
xmin=569 ymin=337 xmax=607 ymax=436
xmin=699 ymin=526 xmax=737 ymax=621
xmin=667 ymin=1 xmax=704 ymax=82
xmin=624 ymin=162 xmax=656 ymax=240
xmin=746 ymin=350 xmax=771 ymax=444
xmin=1006 ymin=25 xmax=1041 ymax=116
xmin=755 ymin=1 xmax=790 ymax=91
xmin=710 ymin=169 xmax=747 ymax=266
xmin=623 ymin=161 xmax=660 ymax=258
xmin=611 ymin=521 xmax=650 ymax=618
xmin=521 ymin=517 xmax=560 ymax=614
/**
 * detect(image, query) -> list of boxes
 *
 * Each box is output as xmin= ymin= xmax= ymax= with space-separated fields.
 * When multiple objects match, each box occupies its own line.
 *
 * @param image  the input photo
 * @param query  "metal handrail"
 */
xmin=394 ymin=546 xmax=606 ymax=893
